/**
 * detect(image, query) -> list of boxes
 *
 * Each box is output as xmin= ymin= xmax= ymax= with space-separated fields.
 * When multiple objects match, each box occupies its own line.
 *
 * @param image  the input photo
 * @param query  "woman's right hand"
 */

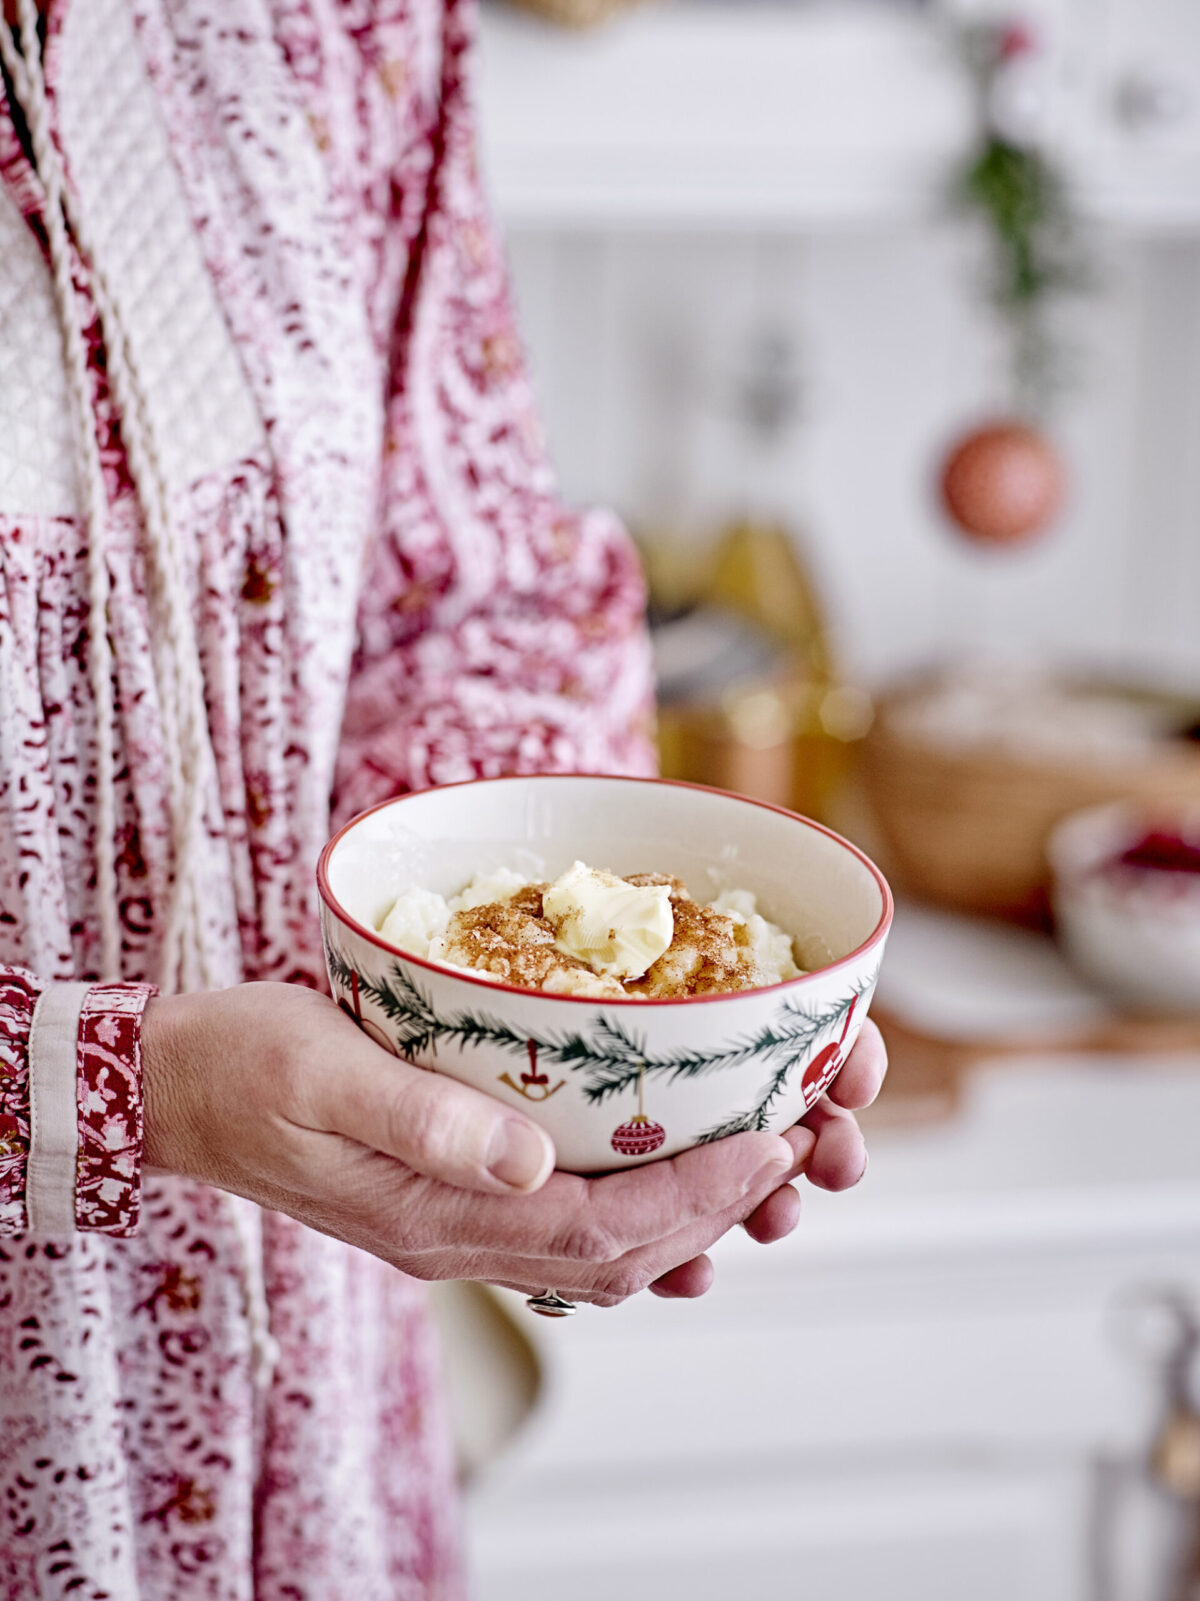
xmin=140 ymin=982 xmax=800 ymax=1307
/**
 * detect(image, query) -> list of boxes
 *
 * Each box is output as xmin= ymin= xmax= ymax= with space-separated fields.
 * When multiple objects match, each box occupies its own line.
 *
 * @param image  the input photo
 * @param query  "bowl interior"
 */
xmin=324 ymin=776 xmax=888 ymax=973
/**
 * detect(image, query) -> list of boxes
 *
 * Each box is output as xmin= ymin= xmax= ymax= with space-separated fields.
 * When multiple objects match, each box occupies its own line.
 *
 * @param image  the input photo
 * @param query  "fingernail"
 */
xmin=855 ymin=1149 xmax=870 ymax=1186
xmin=487 ymin=1120 xmax=550 ymax=1190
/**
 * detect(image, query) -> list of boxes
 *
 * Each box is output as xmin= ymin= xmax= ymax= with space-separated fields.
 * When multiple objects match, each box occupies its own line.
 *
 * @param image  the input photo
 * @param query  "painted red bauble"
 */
xmin=611 ymin=1115 xmax=666 ymax=1157
xmin=802 ymin=1043 xmax=844 ymax=1106
xmin=939 ymin=421 xmax=1064 ymax=545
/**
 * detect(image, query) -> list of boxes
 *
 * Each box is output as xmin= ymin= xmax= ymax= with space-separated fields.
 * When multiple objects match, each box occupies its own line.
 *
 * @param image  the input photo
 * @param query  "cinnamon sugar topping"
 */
xmin=438 ymin=886 xmax=626 ymax=998
xmin=377 ymin=865 xmax=802 ymax=998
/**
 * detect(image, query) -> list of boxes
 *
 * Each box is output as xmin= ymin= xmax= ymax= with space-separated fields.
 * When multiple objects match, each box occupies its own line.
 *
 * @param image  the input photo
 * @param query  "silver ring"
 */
xmin=526 ymin=1289 xmax=576 ymax=1318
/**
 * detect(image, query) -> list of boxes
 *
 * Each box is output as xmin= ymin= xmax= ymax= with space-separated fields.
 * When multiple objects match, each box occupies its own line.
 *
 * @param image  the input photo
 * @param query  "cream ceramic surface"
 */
xmin=317 ymin=776 xmax=892 ymax=1172
xmin=1049 ymin=802 xmax=1200 ymax=1015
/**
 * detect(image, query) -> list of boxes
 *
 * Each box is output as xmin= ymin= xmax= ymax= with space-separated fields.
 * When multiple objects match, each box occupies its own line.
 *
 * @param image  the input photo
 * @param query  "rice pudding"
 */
xmin=376 ymin=862 xmax=811 ymax=999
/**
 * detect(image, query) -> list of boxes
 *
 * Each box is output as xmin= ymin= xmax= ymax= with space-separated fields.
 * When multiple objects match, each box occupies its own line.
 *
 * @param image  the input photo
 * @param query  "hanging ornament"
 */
xmin=939 ymin=420 xmax=1065 ymax=545
xmin=937 ymin=13 xmax=1087 ymax=549
xmin=985 ymin=22 xmax=1052 ymax=150
xmin=611 ymin=1064 xmax=666 ymax=1158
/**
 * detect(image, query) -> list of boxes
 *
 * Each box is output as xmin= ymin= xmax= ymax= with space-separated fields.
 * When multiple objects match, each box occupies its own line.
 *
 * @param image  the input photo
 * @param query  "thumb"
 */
xmin=313 ymin=1035 xmax=556 ymax=1195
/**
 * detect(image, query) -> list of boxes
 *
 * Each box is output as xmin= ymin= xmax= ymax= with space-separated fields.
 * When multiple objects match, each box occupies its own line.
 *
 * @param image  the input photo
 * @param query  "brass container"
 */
xmin=648 ymin=519 xmax=872 ymax=822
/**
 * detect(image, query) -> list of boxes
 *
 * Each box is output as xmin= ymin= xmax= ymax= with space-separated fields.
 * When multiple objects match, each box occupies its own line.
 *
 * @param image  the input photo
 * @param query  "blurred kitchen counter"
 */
xmin=868 ymin=897 xmax=1200 ymax=1123
xmin=466 ymin=1040 xmax=1200 ymax=1600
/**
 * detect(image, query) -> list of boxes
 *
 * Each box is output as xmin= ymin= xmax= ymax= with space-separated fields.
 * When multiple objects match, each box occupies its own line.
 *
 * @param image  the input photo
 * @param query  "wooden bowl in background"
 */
xmin=857 ymin=675 xmax=1200 ymax=924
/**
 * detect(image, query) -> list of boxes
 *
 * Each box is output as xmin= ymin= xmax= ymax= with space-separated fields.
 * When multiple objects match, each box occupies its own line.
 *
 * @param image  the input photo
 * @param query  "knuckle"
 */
xmin=392 ymin=1199 xmax=438 ymax=1254
xmin=599 ymin=1263 xmax=649 ymax=1304
xmin=388 ymin=1081 xmax=446 ymax=1166
xmin=556 ymin=1219 xmax=621 ymax=1265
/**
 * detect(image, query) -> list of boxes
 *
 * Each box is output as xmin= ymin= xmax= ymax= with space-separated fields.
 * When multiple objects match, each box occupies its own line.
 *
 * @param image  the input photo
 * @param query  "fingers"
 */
xmin=389 ymin=1130 xmax=794 ymax=1310
xmin=735 ymin=1123 xmax=812 ymax=1243
xmin=827 ymin=1019 xmax=888 ymax=1111
xmin=574 ymin=1147 xmax=800 ymax=1304
xmin=799 ymin=1099 xmax=868 ymax=1191
xmin=307 ymin=1036 xmax=556 ymax=1196
xmin=778 ymin=1122 xmax=818 ymax=1178
xmin=423 ymin=1127 xmax=793 ymax=1264
xmin=650 ymin=1256 xmax=714 ymax=1298
xmin=587 ymin=1130 xmax=793 ymax=1255
xmin=742 ymin=1182 xmax=801 ymax=1244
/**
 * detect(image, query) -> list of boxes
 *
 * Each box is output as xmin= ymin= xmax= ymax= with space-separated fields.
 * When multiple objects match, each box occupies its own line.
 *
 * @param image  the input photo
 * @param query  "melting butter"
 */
xmin=542 ymin=862 xmax=673 ymax=981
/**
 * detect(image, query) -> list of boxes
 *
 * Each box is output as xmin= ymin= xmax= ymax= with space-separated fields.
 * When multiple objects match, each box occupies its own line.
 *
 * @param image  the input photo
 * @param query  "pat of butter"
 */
xmin=542 ymin=862 xmax=673 ymax=981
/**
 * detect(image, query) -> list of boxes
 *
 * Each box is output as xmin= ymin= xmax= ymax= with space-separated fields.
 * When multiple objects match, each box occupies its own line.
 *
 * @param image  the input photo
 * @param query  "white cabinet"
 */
xmin=1076 ymin=0 xmax=1200 ymax=225
xmin=473 ymin=1466 xmax=1090 ymax=1601
xmin=478 ymin=0 xmax=1200 ymax=229
xmin=478 ymin=7 xmax=1200 ymax=686
xmin=465 ymin=1061 xmax=1200 ymax=1600
xmin=478 ymin=2 xmax=973 ymax=228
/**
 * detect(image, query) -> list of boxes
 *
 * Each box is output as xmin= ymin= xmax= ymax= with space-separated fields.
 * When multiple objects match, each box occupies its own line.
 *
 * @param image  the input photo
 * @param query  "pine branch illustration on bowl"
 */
xmin=317 ymin=775 xmax=892 ymax=1172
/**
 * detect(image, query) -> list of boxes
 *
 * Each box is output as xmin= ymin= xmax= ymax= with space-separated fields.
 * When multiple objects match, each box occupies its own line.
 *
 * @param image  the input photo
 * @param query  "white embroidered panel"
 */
xmin=56 ymin=0 xmax=265 ymax=494
xmin=0 ymin=184 xmax=81 ymax=518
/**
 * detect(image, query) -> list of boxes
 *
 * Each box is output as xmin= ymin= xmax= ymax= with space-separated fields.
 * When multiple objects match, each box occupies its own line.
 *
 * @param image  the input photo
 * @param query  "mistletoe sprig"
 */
xmin=326 ymin=942 xmax=868 ymax=1114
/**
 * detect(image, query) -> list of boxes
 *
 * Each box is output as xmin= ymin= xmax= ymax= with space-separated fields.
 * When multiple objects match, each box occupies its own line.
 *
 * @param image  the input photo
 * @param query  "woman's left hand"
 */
xmin=649 ymin=1019 xmax=888 ymax=1298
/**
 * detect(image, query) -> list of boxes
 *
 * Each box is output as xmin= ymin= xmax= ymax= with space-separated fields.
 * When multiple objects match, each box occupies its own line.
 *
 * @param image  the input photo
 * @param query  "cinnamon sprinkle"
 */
xmin=439 ymin=873 xmax=772 ymax=998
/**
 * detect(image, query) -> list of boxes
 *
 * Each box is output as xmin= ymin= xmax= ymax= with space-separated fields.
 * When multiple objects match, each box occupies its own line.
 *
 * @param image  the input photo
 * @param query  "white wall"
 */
xmin=505 ymin=224 xmax=1200 ymax=687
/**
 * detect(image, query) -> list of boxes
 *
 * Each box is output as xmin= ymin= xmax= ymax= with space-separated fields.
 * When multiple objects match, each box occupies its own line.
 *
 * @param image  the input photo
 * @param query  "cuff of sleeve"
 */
xmin=76 ymin=983 xmax=156 ymax=1235
xmin=0 ymin=968 xmax=44 ymax=1233
xmin=26 ymin=979 xmax=155 ymax=1235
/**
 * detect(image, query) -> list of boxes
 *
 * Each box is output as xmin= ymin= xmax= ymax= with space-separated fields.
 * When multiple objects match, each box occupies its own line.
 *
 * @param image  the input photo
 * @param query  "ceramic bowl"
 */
xmin=317 ymin=775 xmax=892 ymax=1173
xmin=1049 ymin=802 xmax=1200 ymax=1015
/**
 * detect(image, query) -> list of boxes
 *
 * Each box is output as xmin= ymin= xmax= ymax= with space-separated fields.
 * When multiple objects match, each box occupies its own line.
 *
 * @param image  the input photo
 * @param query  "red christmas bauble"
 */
xmin=802 ymin=1043 xmax=843 ymax=1105
xmin=939 ymin=421 xmax=1064 ymax=545
xmin=611 ymin=1115 xmax=666 ymax=1158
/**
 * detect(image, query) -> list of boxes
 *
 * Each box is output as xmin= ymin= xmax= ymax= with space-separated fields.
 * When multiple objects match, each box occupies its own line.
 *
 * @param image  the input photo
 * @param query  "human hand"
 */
xmin=649 ymin=1018 xmax=889 ymax=1300
xmin=141 ymin=983 xmax=796 ymax=1307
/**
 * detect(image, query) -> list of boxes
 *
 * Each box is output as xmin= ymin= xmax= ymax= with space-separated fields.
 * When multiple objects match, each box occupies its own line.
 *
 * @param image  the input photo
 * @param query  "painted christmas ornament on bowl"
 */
xmin=317 ymin=775 xmax=892 ymax=1174
xmin=611 ymin=1066 xmax=667 ymax=1156
xmin=611 ymin=1116 xmax=667 ymax=1158
xmin=939 ymin=420 xmax=1064 ymax=545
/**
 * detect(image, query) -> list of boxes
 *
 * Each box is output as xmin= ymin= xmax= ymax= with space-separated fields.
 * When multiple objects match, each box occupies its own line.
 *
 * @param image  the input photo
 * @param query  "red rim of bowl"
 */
xmin=316 ymin=774 xmax=894 ymax=1008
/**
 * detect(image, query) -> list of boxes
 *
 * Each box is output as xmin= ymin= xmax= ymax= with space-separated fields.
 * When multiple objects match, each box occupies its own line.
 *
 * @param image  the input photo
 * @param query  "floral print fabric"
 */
xmin=0 ymin=0 xmax=655 ymax=1594
xmin=75 ymin=983 xmax=153 ymax=1234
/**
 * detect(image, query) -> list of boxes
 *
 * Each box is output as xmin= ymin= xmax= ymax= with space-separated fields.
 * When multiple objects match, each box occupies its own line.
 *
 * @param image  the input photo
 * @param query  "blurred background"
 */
xmin=446 ymin=2 xmax=1200 ymax=1597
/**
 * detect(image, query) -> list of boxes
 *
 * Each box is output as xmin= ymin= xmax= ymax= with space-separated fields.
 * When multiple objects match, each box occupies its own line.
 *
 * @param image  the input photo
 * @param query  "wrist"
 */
xmin=140 ymin=991 xmax=196 ymax=1175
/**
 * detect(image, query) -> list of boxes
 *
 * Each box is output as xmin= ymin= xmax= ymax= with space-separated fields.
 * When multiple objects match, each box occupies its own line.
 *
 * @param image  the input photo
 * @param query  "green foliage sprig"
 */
xmin=952 ymin=19 xmax=1089 ymax=407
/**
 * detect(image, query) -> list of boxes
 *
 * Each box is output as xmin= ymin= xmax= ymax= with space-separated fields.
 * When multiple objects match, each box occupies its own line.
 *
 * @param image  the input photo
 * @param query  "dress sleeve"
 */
xmin=0 ymin=967 xmax=153 ymax=1236
xmin=331 ymin=0 xmax=656 ymax=827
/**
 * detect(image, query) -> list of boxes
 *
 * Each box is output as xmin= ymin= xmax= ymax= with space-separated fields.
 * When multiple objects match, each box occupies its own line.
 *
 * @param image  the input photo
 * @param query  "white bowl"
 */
xmin=1049 ymin=802 xmax=1200 ymax=1014
xmin=317 ymin=776 xmax=892 ymax=1173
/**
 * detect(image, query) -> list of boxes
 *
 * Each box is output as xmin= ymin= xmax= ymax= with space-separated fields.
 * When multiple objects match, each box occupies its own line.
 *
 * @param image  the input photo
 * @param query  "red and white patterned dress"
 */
xmin=0 ymin=1 xmax=655 ymax=1594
